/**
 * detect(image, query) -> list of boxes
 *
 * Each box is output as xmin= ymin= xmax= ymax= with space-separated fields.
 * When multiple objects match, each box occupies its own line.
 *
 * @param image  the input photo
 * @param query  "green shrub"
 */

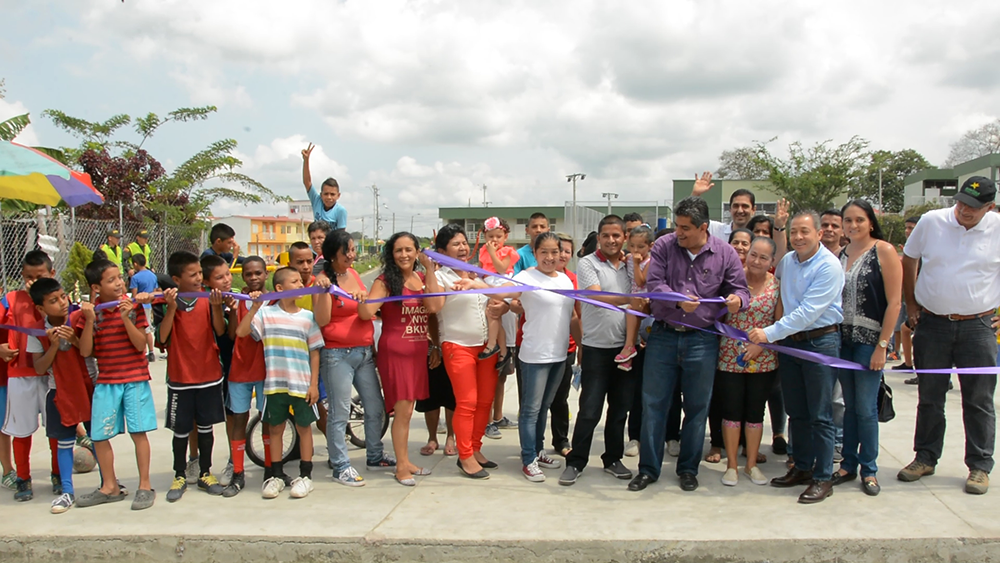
xmin=62 ymin=242 xmax=93 ymax=301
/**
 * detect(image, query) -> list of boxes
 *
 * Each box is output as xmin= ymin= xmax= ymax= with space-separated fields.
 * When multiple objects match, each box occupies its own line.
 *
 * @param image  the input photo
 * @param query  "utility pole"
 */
xmin=360 ymin=216 xmax=366 ymax=255
xmin=392 ymin=213 xmax=396 ymax=234
xmin=369 ymin=184 xmax=381 ymax=251
xmin=482 ymin=184 xmax=490 ymax=207
xmin=602 ymin=192 xmax=619 ymax=215
xmin=566 ymin=173 xmax=586 ymax=245
xmin=878 ymin=167 xmax=883 ymax=214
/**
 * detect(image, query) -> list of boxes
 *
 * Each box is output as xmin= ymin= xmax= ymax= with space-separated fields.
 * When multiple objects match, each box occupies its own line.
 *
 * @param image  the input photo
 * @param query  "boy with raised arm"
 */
xmin=301 ymin=143 xmax=348 ymax=230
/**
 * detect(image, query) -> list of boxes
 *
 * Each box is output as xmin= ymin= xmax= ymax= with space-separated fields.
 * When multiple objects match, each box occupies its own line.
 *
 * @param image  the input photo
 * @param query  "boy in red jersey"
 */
xmin=160 ymin=251 xmax=227 ymax=502
xmin=27 ymin=278 xmax=95 ymax=514
xmin=0 ymin=298 xmax=16 ymax=489
xmin=1 ymin=250 xmax=59 ymax=502
xmin=75 ymin=259 xmax=157 ymax=511
xmin=200 ymin=254 xmax=239 ymax=486
xmin=222 ymin=256 xmax=269 ymax=497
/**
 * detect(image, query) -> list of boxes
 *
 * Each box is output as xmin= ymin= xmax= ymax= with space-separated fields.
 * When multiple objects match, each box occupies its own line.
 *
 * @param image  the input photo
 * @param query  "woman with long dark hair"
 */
xmin=833 ymin=199 xmax=901 ymax=496
xmin=313 ymin=230 xmax=395 ymax=488
xmin=431 ymin=224 xmax=501 ymax=478
xmin=358 ymin=232 xmax=445 ymax=486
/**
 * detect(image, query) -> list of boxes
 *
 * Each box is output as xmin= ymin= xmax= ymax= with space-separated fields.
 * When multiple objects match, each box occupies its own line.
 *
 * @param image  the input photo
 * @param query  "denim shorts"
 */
xmin=227 ymin=380 xmax=264 ymax=414
xmin=91 ymin=381 xmax=158 ymax=441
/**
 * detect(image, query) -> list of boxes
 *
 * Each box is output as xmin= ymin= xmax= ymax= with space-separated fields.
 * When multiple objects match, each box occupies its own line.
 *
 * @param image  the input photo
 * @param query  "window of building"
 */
xmin=252 ymin=224 xmax=259 ymax=234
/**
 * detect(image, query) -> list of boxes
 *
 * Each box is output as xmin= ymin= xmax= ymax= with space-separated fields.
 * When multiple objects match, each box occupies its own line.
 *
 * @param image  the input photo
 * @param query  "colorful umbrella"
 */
xmin=0 ymin=140 xmax=104 ymax=207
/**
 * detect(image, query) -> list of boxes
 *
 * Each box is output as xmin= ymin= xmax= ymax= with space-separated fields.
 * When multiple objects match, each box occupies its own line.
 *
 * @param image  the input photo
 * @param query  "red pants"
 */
xmin=443 ymin=342 xmax=498 ymax=460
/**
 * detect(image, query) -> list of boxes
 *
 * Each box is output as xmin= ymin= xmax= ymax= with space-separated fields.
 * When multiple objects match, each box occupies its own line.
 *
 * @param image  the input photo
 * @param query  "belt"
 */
xmin=654 ymin=320 xmax=694 ymax=333
xmin=924 ymin=309 xmax=995 ymax=322
xmin=789 ymin=325 xmax=838 ymax=342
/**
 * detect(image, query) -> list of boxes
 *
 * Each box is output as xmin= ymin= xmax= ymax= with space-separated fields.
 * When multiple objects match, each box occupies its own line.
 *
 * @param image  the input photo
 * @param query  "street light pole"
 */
xmin=369 ymin=184 xmax=380 ymax=251
xmin=878 ymin=167 xmax=883 ymax=214
xmin=566 ymin=173 xmax=586 ymax=245
xmin=602 ymin=192 xmax=618 ymax=215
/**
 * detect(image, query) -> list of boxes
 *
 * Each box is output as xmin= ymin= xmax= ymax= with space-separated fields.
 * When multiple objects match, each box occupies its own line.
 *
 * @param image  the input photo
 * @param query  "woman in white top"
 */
xmin=433 ymin=224 xmax=500 ymax=479
xmin=492 ymin=232 xmax=581 ymax=483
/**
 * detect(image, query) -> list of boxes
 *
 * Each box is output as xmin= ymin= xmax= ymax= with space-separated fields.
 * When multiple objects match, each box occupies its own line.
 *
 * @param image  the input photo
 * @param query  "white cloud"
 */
xmin=0 ymin=97 xmax=41 ymax=146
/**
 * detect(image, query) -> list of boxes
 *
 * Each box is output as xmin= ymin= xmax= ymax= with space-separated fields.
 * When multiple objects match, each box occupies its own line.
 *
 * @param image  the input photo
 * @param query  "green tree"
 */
xmin=43 ymin=106 xmax=287 ymax=224
xmin=745 ymin=136 xmax=870 ymax=213
xmin=851 ymin=149 xmax=932 ymax=213
xmin=943 ymin=119 xmax=1000 ymax=168
xmin=715 ymin=146 xmax=770 ymax=180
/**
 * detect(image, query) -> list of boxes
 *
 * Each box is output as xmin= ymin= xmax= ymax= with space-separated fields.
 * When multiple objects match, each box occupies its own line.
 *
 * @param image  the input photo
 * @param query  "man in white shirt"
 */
xmin=897 ymin=176 xmax=1000 ymax=495
xmin=559 ymin=215 xmax=634 ymax=486
xmin=690 ymin=172 xmax=756 ymax=241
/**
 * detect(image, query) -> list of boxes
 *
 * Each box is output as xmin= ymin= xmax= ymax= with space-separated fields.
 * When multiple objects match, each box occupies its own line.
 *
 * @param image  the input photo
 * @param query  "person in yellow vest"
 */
xmin=100 ymin=229 xmax=124 ymax=270
xmin=124 ymin=229 xmax=154 ymax=276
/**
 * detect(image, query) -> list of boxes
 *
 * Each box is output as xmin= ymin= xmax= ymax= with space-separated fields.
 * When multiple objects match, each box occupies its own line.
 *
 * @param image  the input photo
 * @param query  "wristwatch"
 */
xmin=774 ymin=227 xmax=786 ymax=232
xmin=878 ymin=340 xmax=889 ymax=349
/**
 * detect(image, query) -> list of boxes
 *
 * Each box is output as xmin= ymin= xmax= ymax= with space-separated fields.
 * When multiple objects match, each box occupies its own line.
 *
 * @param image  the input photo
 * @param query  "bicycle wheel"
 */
xmin=246 ymin=412 xmax=301 ymax=467
xmin=345 ymin=394 xmax=390 ymax=448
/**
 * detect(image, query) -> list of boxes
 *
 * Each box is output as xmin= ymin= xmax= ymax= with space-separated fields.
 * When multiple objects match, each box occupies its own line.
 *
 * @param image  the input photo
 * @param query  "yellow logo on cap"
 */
xmin=972 ymin=182 xmax=980 ymax=189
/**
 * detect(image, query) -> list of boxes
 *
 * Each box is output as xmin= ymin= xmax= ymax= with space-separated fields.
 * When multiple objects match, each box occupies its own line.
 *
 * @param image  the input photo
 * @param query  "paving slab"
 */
xmin=2 ymin=362 xmax=999 ymax=562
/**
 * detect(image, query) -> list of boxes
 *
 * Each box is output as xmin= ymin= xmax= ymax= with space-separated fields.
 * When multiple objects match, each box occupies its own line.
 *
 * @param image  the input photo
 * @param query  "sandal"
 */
xmin=703 ymin=448 xmax=722 ymax=464
xmin=615 ymin=347 xmax=637 ymax=363
xmin=130 ymin=488 xmax=155 ymax=511
xmin=76 ymin=488 xmax=128 ymax=508
xmin=419 ymin=441 xmax=439 ymax=456
xmin=444 ymin=438 xmax=458 ymax=456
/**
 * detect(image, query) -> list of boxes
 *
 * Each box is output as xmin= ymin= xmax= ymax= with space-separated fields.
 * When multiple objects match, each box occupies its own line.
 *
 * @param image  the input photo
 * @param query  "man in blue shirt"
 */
xmin=202 ymin=223 xmax=244 ymax=266
xmin=512 ymin=213 xmax=550 ymax=274
xmin=128 ymin=253 xmax=160 ymax=362
xmin=301 ymin=143 xmax=348 ymax=230
xmin=749 ymin=211 xmax=844 ymax=504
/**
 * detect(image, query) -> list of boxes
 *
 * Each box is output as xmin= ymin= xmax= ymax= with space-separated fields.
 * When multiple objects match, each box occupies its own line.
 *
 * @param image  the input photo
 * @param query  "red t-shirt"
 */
xmin=322 ymin=269 xmax=375 ymax=348
xmin=75 ymin=298 xmax=150 ymax=385
xmin=36 ymin=312 xmax=94 ymax=426
xmin=4 ymin=290 xmax=42 ymax=378
xmin=164 ymin=298 xmax=223 ymax=387
xmin=230 ymin=300 xmax=266 ymax=384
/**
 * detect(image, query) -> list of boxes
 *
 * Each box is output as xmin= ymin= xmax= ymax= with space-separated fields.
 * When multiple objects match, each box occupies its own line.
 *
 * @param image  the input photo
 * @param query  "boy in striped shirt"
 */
xmin=236 ymin=267 xmax=323 ymax=499
xmin=75 ymin=259 xmax=157 ymax=511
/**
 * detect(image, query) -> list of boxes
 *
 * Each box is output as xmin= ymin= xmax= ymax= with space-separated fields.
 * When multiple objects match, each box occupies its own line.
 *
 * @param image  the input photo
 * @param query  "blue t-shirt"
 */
xmin=308 ymin=185 xmax=348 ymax=230
xmin=512 ymin=244 xmax=536 ymax=274
xmin=129 ymin=269 xmax=158 ymax=311
xmin=200 ymin=247 xmax=244 ymax=266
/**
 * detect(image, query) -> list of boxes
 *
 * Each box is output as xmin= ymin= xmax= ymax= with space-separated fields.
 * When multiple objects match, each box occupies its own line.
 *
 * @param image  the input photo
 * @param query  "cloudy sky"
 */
xmin=2 ymin=0 xmax=998 ymax=236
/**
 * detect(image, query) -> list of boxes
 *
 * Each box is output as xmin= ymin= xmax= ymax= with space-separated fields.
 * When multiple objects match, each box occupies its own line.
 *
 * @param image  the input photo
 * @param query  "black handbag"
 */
xmin=877 ymin=375 xmax=895 ymax=423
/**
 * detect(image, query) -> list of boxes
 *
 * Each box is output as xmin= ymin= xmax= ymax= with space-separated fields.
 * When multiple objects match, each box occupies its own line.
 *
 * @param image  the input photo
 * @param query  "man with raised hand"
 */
xmin=690 ymin=172 xmax=756 ymax=241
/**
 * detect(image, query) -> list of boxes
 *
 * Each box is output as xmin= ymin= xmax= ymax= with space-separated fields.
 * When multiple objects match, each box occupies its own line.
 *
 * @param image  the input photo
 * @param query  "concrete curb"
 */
xmin=4 ymin=536 xmax=1000 ymax=563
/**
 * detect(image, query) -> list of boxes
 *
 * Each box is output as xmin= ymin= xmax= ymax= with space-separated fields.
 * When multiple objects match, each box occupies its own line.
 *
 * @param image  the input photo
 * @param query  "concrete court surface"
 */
xmin=1 ymin=358 xmax=999 ymax=563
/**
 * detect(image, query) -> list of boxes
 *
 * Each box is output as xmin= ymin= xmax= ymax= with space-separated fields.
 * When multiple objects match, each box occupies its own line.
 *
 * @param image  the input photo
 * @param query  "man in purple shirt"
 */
xmin=628 ymin=196 xmax=750 ymax=493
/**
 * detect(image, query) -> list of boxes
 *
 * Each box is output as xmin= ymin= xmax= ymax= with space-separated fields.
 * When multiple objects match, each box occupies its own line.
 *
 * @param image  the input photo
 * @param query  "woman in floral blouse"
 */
xmin=715 ymin=236 xmax=783 ymax=487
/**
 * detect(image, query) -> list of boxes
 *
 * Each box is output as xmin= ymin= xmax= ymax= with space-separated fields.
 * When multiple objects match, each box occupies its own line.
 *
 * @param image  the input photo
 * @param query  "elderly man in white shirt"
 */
xmin=896 ymin=176 xmax=1000 ymax=495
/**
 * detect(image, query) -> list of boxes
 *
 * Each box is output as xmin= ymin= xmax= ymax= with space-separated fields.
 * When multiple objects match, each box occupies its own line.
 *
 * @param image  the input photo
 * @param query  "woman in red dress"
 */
xmin=359 ymin=232 xmax=444 ymax=486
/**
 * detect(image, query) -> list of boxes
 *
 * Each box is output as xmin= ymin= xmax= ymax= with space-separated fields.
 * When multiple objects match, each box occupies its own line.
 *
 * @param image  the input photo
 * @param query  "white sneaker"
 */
xmin=722 ymin=467 xmax=739 ymax=487
xmin=261 ymin=476 xmax=285 ymax=499
xmin=185 ymin=457 xmax=200 ymax=481
xmin=667 ymin=440 xmax=681 ymax=457
xmin=334 ymin=466 xmax=366 ymax=487
xmin=536 ymin=452 xmax=562 ymax=469
xmin=744 ymin=465 xmax=768 ymax=486
xmin=624 ymin=440 xmax=639 ymax=457
xmin=523 ymin=460 xmax=546 ymax=482
xmin=289 ymin=476 xmax=314 ymax=498
xmin=220 ymin=460 xmax=234 ymax=487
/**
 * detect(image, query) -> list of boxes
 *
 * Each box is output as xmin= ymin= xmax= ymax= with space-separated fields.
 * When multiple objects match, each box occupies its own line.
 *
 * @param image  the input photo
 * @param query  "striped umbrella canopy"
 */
xmin=0 ymin=140 xmax=104 ymax=207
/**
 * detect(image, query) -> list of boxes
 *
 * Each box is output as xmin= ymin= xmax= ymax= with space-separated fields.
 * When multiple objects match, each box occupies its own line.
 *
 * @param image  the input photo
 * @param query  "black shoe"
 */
xmin=771 ymin=467 xmax=814 ymax=488
xmin=891 ymin=363 xmax=912 ymax=371
xmin=480 ymin=460 xmax=498 ymax=469
xmin=222 ymin=472 xmax=245 ymax=498
xmin=628 ymin=473 xmax=656 ymax=492
xmin=904 ymin=377 xmax=918 ymax=385
xmin=772 ymin=436 xmax=787 ymax=456
xmin=862 ymin=476 xmax=881 ymax=496
xmin=456 ymin=459 xmax=490 ymax=480
xmin=478 ymin=344 xmax=501 ymax=360
xmin=831 ymin=471 xmax=857 ymax=487
xmin=603 ymin=460 xmax=633 ymax=480
xmin=798 ymin=480 xmax=834 ymax=504
xmin=948 ymin=379 xmax=954 ymax=391
xmin=678 ymin=473 xmax=699 ymax=491
xmin=496 ymin=352 xmax=513 ymax=373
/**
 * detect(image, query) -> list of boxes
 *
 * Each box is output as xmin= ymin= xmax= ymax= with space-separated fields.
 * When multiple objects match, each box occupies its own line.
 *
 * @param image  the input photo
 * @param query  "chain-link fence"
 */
xmin=1 ymin=209 xmax=207 ymax=293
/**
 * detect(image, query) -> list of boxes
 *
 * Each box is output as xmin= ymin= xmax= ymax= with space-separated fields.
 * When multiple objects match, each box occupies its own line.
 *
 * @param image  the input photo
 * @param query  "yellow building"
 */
xmin=210 ymin=215 xmax=310 ymax=263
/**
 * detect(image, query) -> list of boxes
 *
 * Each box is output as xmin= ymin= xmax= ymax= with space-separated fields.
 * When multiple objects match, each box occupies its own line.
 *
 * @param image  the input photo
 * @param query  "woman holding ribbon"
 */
xmin=313 ymin=230 xmax=395 ymax=488
xmin=833 ymin=199 xmax=901 ymax=496
xmin=492 ymin=232 xmax=580 ymax=482
xmin=358 ymin=232 xmax=445 ymax=486
xmin=714 ymin=235 xmax=782 ymax=486
xmin=429 ymin=224 xmax=503 ymax=479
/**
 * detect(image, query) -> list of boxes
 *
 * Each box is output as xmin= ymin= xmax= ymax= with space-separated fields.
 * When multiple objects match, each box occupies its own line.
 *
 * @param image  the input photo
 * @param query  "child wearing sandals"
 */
xmin=477 ymin=217 xmax=517 ymax=366
xmin=615 ymin=225 xmax=654 ymax=371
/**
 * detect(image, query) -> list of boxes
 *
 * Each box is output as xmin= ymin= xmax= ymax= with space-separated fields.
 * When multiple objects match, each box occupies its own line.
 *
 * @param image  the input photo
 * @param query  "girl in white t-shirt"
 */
xmin=491 ymin=232 xmax=579 ymax=483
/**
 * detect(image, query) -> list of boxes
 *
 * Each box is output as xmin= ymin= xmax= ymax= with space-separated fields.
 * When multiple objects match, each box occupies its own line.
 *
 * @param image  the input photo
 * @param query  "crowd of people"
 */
xmin=1 ymin=158 xmax=999 ymax=515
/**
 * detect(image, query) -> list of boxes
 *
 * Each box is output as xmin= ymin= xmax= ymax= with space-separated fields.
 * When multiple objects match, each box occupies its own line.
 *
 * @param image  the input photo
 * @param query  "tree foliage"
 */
xmin=42 ymin=106 xmax=287 ymax=223
xmin=740 ymin=136 xmax=870 ymax=213
xmin=943 ymin=119 xmax=1000 ymax=168
xmin=850 ymin=149 xmax=932 ymax=213
xmin=716 ymin=146 xmax=770 ymax=180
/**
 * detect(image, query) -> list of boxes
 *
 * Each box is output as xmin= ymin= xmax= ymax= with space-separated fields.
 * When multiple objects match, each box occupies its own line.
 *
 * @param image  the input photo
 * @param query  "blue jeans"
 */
xmin=321 ymin=346 xmax=387 ymax=472
xmin=639 ymin=325 xmax=719 ymax=479
xmin=518 ymin=361 xmax=565 ymax=466
xmin=778 ymin=331 xmax=840 ymax=482
xmin=838 ymin=341 xmax=881 ymax=477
